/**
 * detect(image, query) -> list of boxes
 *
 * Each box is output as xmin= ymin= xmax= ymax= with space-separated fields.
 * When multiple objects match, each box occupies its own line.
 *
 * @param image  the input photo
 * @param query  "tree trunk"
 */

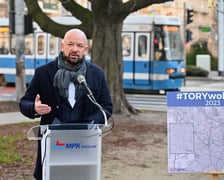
xmin=15 ymin=0 xmax=26 ymax=102
xmin=91 ymin=18 xmax=136 ymax=114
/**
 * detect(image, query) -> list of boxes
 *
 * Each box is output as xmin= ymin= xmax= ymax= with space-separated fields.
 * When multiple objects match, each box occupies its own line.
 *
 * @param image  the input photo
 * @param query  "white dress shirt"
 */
xmin=68 ymin=82 xmax=76 ymax=107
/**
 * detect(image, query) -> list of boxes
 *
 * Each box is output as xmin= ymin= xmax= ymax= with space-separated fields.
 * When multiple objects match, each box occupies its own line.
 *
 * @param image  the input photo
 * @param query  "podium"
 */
xmin=27 ymin=124 xmax=103 ymax=180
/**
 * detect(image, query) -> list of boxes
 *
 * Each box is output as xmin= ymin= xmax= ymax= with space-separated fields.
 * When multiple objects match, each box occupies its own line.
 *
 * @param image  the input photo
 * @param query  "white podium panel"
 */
xmin=49 ymin=165 xmax=97 ymax=180
xmin=40 ymin=125 xmax=102 ymax=180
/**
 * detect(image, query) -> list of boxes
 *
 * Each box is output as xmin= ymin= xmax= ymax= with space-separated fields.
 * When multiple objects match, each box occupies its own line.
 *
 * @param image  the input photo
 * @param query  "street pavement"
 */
xmin=182 ymin=71 xmax=224 ymax=91
xmin=0 ymin=112 xmax=40 ymax=125
xmin=0 ymin=71 xmax=224 ymax=125
xmin=0 ymin=87 xmax=39 ymax=125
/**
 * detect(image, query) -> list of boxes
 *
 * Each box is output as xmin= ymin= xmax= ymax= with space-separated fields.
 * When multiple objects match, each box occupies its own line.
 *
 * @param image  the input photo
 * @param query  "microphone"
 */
xmin=77 ymin=75 xmax=93 ymax=96
xmin=77 ymin=74 xmax=109 ymax=127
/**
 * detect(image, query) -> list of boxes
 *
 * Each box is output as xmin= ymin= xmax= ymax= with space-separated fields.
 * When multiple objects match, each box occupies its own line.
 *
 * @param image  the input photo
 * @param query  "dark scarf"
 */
xmin=53 ymin=52 xmax=87 ymax=98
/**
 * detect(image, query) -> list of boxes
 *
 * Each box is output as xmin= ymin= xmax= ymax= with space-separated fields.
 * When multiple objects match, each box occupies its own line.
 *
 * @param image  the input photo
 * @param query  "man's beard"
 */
xmin=63 ymin=54 xmax=83 ymax=66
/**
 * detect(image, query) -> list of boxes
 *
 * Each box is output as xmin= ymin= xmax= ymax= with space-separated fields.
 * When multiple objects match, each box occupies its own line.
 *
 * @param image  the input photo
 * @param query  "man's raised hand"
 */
xmin=34 ymin=94 xmax=52 ymax=115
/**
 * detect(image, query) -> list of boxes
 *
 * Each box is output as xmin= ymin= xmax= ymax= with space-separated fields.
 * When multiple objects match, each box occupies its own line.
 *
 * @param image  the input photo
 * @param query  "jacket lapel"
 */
xmin=47 ymin=60 xmax=60 ymax=104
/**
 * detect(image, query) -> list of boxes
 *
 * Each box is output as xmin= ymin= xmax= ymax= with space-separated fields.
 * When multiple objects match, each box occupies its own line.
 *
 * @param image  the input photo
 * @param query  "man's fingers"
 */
xmin=34 ymin=94 xmax=51 ymax=115
xmin=35 ymin=94 xmax=41 ymax=103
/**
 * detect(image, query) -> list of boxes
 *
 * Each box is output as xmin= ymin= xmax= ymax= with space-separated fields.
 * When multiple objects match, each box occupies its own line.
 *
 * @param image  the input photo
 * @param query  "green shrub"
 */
xmin=186 ymin=65 xmax=209 ymax=77
xmin=186 ymin=40 xmax=218 ymax=71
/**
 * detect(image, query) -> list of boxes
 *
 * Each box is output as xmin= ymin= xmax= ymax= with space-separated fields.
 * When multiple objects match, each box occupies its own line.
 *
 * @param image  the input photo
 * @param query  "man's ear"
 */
xmin=84 ymin=47 xmax=89 ymax=56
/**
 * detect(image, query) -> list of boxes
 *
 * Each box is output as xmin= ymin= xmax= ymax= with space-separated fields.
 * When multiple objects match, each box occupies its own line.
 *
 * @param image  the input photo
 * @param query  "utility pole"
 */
xmin=218 ymin=0 xmax=224 ymax=76
xmin=15 ymin=0 xmax=26 ymax=102
xmin=183 ymin=3 xmax=187 ymax=86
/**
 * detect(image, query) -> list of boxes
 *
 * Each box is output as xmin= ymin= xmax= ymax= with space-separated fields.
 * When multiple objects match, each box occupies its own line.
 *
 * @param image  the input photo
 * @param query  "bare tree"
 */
xmin=24 ymin=0 xmax=171 ymax=114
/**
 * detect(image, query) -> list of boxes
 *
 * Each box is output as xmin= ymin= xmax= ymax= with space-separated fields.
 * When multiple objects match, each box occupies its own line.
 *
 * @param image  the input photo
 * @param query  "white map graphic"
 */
xmin=167 ymin=92 xmax=224 ymax=173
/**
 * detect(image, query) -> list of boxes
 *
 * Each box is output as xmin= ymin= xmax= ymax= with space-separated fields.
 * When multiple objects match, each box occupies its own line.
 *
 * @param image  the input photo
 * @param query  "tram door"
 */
xmin=122 ymin=32 xmax=134 ymax=86
xmin=122 ymin=32 xmax=151 ymax=87
xmin=134 ymin=33 xmax=151 ymax=85
xmin=46 ymin=35 xmax=60 ymax=63
xmin=34 ymin=33 xmax=48 ymax=68
xmin=34 ymin=33 xmax=60 ymax=68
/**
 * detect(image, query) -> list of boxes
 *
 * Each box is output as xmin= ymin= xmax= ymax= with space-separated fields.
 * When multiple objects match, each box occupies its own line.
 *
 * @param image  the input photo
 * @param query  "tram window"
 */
xmin=25 ymin=35 xmax=33 ymax=55
xmin=50 ymin=36 xmax=57 ymax=55
xmin=122 ymin=35 xmax=131 ymax=56
xmin=38 ymin=35 xmax=44 ymax=55
xmin=24 ymin=42 xmax=32 ymax=55
xmin=138 ymin=35 xmax=147 ymax=57
xmin=87 ymin=39 xmax=92 ymax=57
xmin=0 ymin=31 xmax=9 ymax=54
xmin=58 ymin=38 xmax=62 ymax=52
xmin=169 ymin=32 xmax=181 ymax=50
xmin=154 ymin=32 xmax=166 ymax=60
xmin=10 ymin=35 xmax=16 ymax=54
xmin=0 ymin=41 xmax=9 ymax=54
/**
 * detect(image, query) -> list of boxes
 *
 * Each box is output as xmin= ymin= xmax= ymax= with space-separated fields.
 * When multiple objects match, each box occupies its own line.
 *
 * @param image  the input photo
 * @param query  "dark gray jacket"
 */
xmin=19 ymin=59 xmax=113 ymax=125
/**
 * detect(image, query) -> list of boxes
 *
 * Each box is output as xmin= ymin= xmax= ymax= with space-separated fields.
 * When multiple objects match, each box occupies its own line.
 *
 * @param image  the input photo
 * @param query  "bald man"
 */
xmin=19 ymin=29 xmax=113 ymax=180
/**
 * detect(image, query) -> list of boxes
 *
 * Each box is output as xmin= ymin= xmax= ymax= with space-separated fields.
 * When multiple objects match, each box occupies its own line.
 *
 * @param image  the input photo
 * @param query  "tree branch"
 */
xmin=121 ymin=0 xmax=173 ymax=18
xmin=24 ymin=0 xmax=93 ymax=38
xmin=59 ymin=0 xmax=92 ymax=23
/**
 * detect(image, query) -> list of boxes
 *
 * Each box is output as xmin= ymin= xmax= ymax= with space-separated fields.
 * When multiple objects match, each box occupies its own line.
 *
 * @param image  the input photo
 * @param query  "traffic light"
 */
xmin=9 ymin=0 xmax=33 ymax=35
xmin=9 ymin=14 xmax=33 ymax=35
xmin=187 ymin=9 xmax=194 ymax=24
xmin=186 ymin=30 xmax=192 ymax=43
xmin=24 ymin=15 xmax=33 ymax=35
xmin=9 ymin=0 xmax=15 ymax=34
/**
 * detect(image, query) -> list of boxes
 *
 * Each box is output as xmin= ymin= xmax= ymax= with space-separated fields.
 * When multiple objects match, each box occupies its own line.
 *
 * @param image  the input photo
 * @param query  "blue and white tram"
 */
xmin=0 ymin=16 xmax=80 ymax=85
xmin=122 ymin=15 xmax=185 ymax=91
xmin=0 ymin=15 xmax=185 ymax=91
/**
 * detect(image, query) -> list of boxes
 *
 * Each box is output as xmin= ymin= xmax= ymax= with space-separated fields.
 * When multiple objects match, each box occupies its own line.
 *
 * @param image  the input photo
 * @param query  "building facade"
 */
xmin=0 ymin=0 xmax=218 ymax=56
xmin=139 ymin=0 xmax=217 ymax=56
